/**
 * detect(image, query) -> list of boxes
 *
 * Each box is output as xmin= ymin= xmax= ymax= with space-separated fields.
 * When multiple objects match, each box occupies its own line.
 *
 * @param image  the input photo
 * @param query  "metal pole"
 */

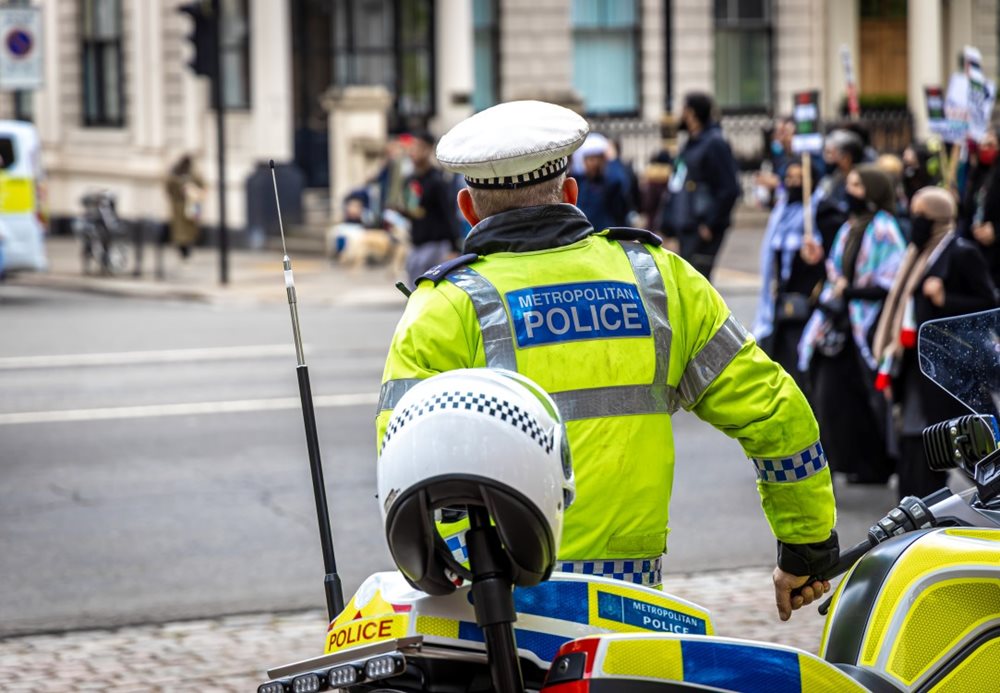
xmin=212 ymin=0 xmax=228 ymax=285
xmin=270 ymin=161 xmax=345 ymax=621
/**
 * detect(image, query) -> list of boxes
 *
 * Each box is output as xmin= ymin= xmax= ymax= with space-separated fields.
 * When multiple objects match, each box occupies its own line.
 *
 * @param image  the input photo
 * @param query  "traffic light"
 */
xmin=178 ymin=1 xmax=217 ymax=78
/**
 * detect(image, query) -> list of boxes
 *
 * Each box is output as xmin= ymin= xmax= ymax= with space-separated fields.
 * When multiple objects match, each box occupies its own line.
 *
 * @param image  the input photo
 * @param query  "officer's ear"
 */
xmin=457 ymin=188 xmax=480 ymax=226
xmin=563 ymin=177 xmax=579 ymax=205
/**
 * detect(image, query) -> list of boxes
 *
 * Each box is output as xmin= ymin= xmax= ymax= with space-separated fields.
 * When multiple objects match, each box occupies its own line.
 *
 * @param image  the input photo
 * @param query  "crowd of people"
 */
xmin=342 ymin=95 xmax=999 ymax=502
xmin=751 ymin=120 xmax=999 ymax=499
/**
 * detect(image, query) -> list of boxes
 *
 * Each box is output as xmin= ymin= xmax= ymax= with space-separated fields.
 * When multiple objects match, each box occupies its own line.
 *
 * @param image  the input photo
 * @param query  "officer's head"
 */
xmin=435 ymin=101 xmax=589 ymax=225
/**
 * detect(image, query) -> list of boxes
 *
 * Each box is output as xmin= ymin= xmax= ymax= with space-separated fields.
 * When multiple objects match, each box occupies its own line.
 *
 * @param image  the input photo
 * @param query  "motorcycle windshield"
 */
xmin=918 ymin=308 xmax=1000 ymax=420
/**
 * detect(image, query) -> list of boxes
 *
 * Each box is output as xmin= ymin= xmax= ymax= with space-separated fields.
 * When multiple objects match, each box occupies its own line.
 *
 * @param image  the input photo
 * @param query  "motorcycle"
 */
xmin=74 ymin=190 xmax=128 ymax=275
xmin=256 ymin=167 xmax=1000 ymax=692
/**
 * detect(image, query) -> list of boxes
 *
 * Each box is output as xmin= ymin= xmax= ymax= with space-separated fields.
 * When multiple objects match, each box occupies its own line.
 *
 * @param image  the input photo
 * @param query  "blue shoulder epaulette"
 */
xmin=605 ymin=227 xmax=663 ymax=247
xmin=417 ymin=252 xmax=479 ymax=285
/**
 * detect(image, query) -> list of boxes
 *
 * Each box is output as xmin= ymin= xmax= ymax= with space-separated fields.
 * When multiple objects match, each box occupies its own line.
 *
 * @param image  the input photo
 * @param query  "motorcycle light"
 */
xmin=326 ymin=664 xmax=360 ymax=687
xmin=363 ymin=653 xmax=405 ymax=680
xmin=290 ymin=673 xmax=324 ymax=693
xmin=258 ymin=681 xmax=287 ymax=693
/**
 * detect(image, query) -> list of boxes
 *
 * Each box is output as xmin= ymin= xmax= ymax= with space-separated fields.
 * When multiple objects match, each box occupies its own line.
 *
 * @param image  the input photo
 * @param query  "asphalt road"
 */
xmin=0 ymin=280 xmax=899 ymax=637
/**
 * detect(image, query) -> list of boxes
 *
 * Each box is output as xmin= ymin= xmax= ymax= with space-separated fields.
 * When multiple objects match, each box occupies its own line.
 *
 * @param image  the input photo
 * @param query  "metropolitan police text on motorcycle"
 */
xmin=506 ymin=281 xmax=652 ymax=348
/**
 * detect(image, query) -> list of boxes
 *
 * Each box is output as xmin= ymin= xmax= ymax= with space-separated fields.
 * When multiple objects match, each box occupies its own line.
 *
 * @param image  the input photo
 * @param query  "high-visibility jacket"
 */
xmin=376 ymin=205 xmax=837 ymax=572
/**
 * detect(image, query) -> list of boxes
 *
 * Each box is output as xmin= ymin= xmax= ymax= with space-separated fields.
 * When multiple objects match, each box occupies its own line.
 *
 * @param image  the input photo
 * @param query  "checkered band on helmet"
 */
xmin=383 ymin=389 xmax=555 ymax=454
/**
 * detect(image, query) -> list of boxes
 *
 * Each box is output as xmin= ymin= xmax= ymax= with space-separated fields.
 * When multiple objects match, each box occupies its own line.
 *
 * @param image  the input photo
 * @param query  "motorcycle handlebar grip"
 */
xmin=790 ymin=538 xmax=873 ymax=601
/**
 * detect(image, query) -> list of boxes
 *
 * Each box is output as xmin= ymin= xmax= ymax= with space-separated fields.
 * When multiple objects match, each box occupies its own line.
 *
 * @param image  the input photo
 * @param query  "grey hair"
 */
xmin=468 ymin=173 xmax=566 ymax=220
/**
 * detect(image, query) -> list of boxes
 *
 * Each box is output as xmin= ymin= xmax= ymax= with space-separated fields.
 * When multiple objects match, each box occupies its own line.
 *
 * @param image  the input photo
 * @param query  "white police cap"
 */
xmin=436 ymin=100 xmax=589 ymax=190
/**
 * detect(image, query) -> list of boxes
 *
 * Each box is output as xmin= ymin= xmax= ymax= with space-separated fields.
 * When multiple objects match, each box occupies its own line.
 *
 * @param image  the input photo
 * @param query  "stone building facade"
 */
xmin=4 ymin=0 xmax=999 ymax=233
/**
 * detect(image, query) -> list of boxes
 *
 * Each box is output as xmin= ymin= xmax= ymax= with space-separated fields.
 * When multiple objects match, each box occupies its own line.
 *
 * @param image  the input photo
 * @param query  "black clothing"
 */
xmin=764 ymin=249 xmax=825 ymax=394
xmin=660 ymin=124 xmax=740 ymax=279
xmin=809 ymin=339 xmax=894 ymax=483
xmin=959 ymin=163 xmax=1000 ymax=289
xmin=463 ymin=204 xmax=594 ymax=255
xmin=404 ymin=167 xmax=462 ymax=251
xmin=891 ymin=237 xmax=997 ymax=498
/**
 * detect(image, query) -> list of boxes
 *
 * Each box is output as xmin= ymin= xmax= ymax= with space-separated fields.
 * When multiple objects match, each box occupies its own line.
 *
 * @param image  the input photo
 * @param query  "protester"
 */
xmin=813 ymin=130 xmax=865 ymax=256
xmin=165 ymin=154 xmax=205 ymax=260
xmin=658 ymin=92 xmax=740 ymax=280
xmin=753 ymin=117 xmax=796 ymax=207
xmin=752 ymin=158 xmax=823 ymax=393
xmin=799 ymin=165 xmax=907 ymax=484
xmin=901 ymin=144 xmax=939 ymax=204
xmin=575 ymin=133 xmax=631 ymax=232
xmin=873 ymin=187 xmax=998 ymax=498
xmin=373 ymin=135 xmax=413 ymax=220
xmin=963 ymin=129 xmax=1000 ymax=288
xmin=402 ymin=131 xmax=462 ymax=285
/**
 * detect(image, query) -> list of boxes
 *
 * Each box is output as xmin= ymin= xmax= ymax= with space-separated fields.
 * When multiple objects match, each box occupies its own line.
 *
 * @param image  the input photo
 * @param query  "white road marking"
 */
xmin=0 ymin=393 xmax=379 ymax=426
xmin=0 ymin=345 xmax=300 ymax=370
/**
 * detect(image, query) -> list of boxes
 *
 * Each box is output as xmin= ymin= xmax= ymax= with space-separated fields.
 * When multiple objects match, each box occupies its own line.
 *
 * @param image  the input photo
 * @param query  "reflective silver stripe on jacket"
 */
xmin=447 ymin=267 xmax=518 ymax=370
xmin=552 ymin=383 xmax=678 ymax=421
xmin=678 ymin=314 xmax=749 ymax=407
xmin=377 ymin=378 xmax=422 ymax=412
xmin=618 ymin=241 xmax=672 ymax=386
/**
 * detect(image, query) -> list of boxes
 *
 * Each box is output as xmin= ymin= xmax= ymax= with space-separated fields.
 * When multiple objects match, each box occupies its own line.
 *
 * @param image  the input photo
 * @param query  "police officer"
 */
xmin=376 ymin=101 xmax=838 ymax=621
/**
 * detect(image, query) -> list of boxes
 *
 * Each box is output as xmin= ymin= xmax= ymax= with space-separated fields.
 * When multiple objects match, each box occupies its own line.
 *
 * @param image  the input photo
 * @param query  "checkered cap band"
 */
xmin=751 ymin=442 xmax=827 ymax=483
xmin=559 ymin=558 xmax=663 ymax=587
xmin=383 ymin=389 xmax=554 ymax=453
xmin=464 ymin=156 xmax=569 ymax=190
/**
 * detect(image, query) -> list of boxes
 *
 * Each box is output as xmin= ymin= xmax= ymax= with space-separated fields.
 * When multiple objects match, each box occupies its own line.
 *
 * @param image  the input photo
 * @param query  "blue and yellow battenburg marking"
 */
xmin=505 ymin=281 xmax=650 ymax=348
xmin=595 ymin=635 xmax=867 ymax=692
xmin=414 ymin=580 xmax=713 ymax=664
xmin=325 ymin=574 xmax=714 ymax=666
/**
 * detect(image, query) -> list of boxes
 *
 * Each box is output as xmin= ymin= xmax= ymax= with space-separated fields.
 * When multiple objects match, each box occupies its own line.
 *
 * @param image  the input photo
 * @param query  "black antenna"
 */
xmin=269 ymin=159 xmax=344 ymax=621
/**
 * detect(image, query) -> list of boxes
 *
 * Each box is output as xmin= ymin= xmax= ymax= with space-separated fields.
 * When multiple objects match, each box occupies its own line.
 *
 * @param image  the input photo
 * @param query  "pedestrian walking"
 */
xmin=658 ymin=92 xmax=740 ymax=280
xmin=575 ymin=133 xmax=631 ymax=232
xmin=751 ymin=158 xmax=823 ymax=393
xmin=165 ymin=155 xmax=205 ymax=260
xmin=799 ymin=165 xmax=907 ymax=484
xmin=378 ymin=100 xmax=837 ymax=621
xmin=873 ymin=187 xmax=998 ymax=498
xmin=401 ymin=131 xmax=463 ymax=285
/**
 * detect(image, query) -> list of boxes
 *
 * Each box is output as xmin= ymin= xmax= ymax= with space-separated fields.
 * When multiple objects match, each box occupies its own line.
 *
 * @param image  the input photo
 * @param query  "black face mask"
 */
xmin=785 ymin=185 xmax=804 ymax=204
xmin=847 ymin=192 xmax=870 ymax=215
xmin=910 ymin=215 xmax=936 ymax=249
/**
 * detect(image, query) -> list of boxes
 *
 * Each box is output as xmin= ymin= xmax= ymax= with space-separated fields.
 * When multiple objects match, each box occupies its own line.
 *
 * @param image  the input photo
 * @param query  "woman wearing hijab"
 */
xmin=799 ymin=165 xmax=907 ymax=484
xmin=752 ymin=159 xmax=824 ymax=392
xmin=873 ymin=187 xmax=998 ymax=498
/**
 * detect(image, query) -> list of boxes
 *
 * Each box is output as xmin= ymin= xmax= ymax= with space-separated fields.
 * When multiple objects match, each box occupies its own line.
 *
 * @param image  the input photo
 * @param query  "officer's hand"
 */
xmin=773 ymin=567 xmax=830 ymax=621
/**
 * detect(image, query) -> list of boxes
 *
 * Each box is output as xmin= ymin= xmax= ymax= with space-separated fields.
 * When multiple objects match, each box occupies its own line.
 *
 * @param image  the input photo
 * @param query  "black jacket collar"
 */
xmin=463 ymin=204 xmax=595 ymax=255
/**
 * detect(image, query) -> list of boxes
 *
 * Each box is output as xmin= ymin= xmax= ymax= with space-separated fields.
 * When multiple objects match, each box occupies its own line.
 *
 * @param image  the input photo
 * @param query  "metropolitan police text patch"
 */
xmin=505 ymin=281 xmax=650 ymax=348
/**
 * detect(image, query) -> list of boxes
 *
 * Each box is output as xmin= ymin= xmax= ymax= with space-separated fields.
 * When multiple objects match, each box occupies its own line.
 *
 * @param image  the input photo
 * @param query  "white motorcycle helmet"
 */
xmin=378 ymin=369 xmax=575 ymax=595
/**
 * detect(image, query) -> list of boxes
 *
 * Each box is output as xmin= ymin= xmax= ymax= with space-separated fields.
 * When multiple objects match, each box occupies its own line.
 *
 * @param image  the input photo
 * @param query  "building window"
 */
xmin=220 ymin=0 xmax=251 ymax=110
xmin=473 ymin=0 xmax=498 ymax=111
xmin=81 ymin=0 xmax=123 ymax=127
xmin=332 ymin=0 xmax=435 ymax=128
xmin=714 ymin=0 xmax=772 ymax=112
xmin=572 ymin=0 xmax=640 ymax=116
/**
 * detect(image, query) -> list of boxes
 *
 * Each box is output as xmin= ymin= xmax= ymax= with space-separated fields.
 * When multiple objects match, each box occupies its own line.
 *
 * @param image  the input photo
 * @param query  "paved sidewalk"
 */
xmin=0 ymin=567 xmax=832 ymax=691
xmin=9 ymin=225 xmax=764 ymax=307
xmin=8 ymin=236 xmax=408 ymax=307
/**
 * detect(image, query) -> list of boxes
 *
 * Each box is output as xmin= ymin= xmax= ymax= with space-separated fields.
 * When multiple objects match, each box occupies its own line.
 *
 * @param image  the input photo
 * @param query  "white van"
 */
xmin=0 ymin=120 xmax=47 ymax=273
